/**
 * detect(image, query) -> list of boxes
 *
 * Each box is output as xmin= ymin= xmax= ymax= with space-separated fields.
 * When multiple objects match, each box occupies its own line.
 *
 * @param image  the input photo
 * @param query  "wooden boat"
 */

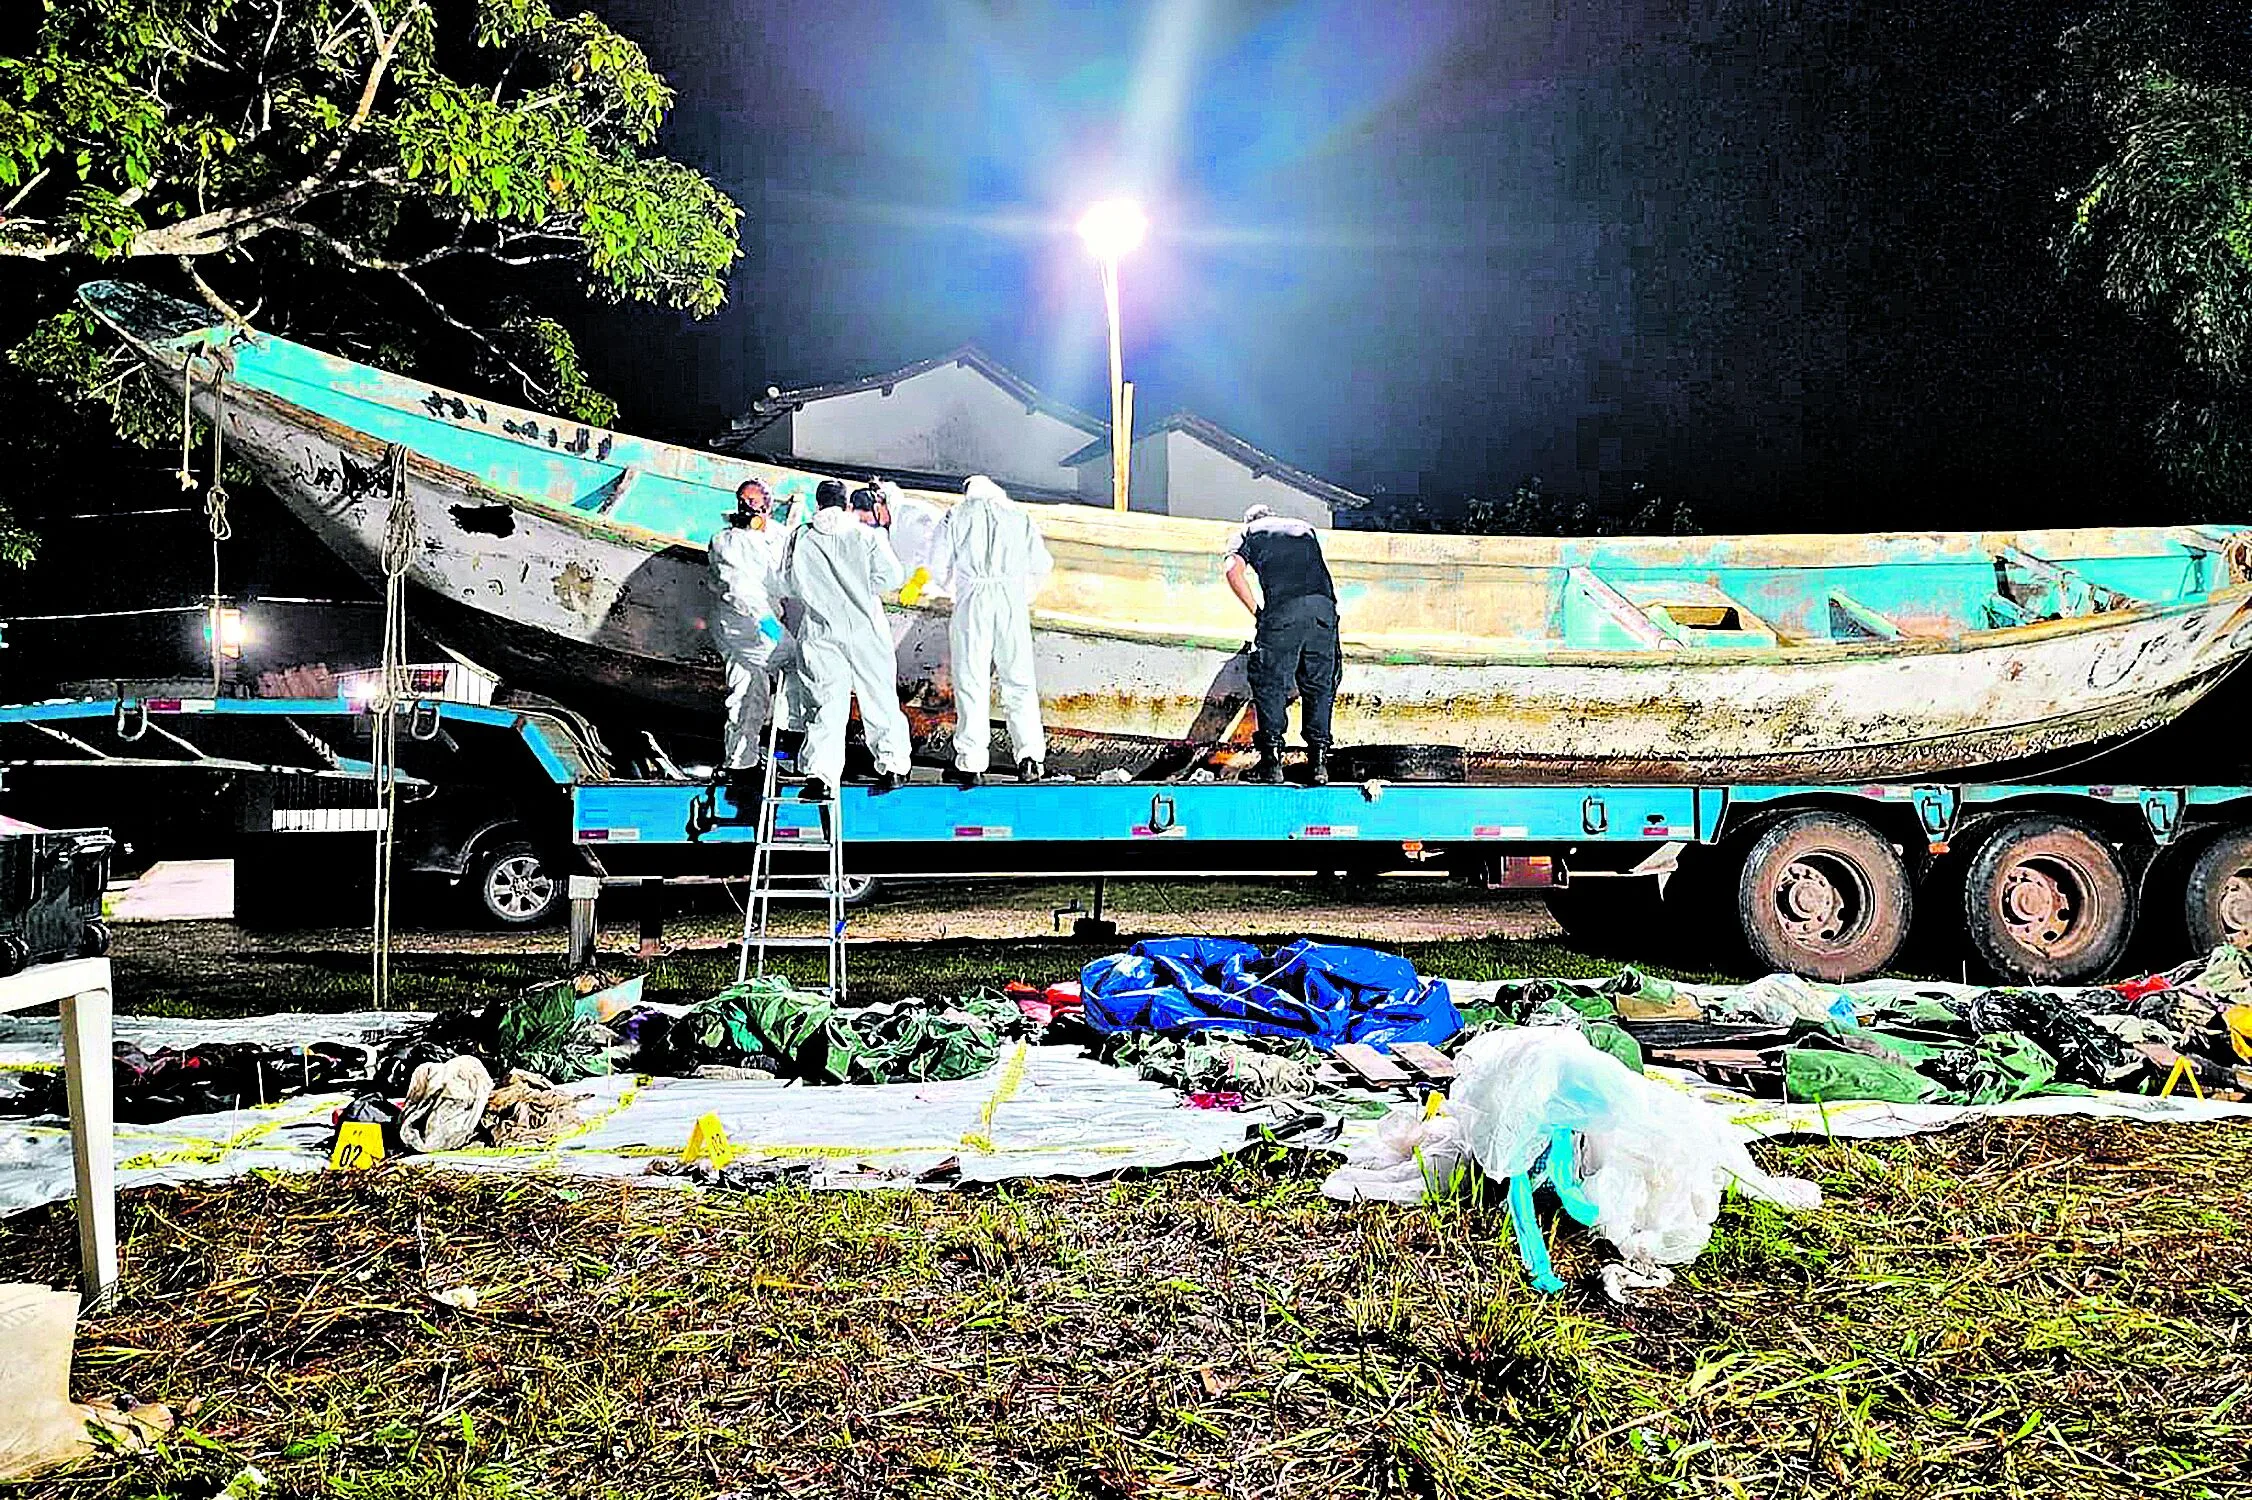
xmin=82 ymin=279 xmax=2252 ymax=782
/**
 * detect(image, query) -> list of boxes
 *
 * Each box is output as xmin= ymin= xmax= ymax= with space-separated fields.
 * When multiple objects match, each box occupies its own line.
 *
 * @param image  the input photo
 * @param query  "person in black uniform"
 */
xmin=1223 ymin=503 xmax=1340 ymax=785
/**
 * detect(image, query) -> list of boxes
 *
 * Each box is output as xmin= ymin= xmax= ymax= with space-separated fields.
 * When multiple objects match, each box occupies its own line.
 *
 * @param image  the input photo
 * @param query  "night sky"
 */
xmin=574 ymin=0 xmax=2172 ymax=530
xmin=0 ymin=0 xmax=2207 ymax=696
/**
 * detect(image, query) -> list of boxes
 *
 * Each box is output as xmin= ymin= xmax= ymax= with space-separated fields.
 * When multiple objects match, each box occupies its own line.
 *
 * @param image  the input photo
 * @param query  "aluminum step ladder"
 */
xmin=733 ymin=693 xmax=847 ymax=997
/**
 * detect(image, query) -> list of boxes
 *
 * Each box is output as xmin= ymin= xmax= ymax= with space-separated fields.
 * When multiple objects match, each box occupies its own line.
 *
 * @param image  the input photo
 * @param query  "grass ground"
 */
xmin=2 ymin=1121 xmax=2245 ymax=1499
xmin=4 ymin=888 xmax=2247 ymax=1498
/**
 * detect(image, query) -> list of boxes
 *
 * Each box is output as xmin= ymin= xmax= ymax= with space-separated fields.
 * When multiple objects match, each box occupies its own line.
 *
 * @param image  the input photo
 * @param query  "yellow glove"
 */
xmin=898 ymin=566 xmax=931 ymax=607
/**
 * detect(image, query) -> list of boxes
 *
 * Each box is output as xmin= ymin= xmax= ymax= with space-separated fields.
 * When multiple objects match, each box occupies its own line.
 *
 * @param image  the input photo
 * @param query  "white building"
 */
xmin=714 ymin=350 xmax=1365 ymax=527
xmin=713 ymin=345 xmax=1100 ymax=499
xmin=1063 ymin=412 xmax=1360 ymax=528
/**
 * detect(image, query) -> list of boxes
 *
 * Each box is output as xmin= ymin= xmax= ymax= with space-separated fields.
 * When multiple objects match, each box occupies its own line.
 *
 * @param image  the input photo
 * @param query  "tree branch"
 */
xmin=255 ymin=218 xmax=557 ymax=402
xmin=1 ymin=167 xmax=51 ymax=217
xmin=176 ymin=256 xmax=257 ymax=330
xmin=394 ymin=270 xmax=555 ymax=402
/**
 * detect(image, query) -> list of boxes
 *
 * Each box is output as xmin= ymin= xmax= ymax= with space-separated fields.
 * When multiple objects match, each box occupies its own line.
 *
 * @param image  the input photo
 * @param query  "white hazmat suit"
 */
xmin=940 ymin=474 xmax=1054 ymax=774
xmin=781 ymin=505 xmax=915 ymax=789
xmin=707 ymin=520 xmax=786 ymax=771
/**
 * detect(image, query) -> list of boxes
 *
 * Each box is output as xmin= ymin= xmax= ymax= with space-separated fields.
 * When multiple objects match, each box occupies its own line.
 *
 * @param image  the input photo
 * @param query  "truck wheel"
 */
xmin=1962 ymin=816 xmax=2132 ymax=983
xmin=2182 ymin=829 xmax=2252 ymax=952
xmin=1734 ymin=812 xmax=1910 ymax=982
xmin=77 ymin=919 xmax=111 ymax=958
xmin=0 ymin=935 xmax=27 ymax=977
xmin=472 ymin=840 xmax=563 ymax=928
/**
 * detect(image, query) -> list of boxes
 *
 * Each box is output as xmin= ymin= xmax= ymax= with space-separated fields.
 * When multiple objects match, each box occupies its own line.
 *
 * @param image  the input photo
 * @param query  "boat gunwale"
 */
xmin=94 ymin=288 xmax=2252 ymax=673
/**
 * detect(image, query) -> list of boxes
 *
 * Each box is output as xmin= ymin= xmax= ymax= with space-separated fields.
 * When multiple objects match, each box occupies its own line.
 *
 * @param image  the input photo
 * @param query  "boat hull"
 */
xmin=84 ymin=279 xmax=2252 ymax=783
xmin=200 ymin=372 xmax=2252 ymax=781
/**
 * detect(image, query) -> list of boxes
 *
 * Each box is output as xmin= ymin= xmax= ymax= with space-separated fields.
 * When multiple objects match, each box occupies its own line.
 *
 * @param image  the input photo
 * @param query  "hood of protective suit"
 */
xmin=963 ymin=474 xmax=1010 ymax=507
xmin=944 ymin=481 xmax=1053 ymax=591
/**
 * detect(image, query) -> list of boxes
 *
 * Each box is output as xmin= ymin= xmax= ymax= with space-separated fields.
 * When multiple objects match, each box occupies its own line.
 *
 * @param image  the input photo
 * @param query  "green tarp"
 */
xmin=688 ymin=979 xmax=1015 ymax=1085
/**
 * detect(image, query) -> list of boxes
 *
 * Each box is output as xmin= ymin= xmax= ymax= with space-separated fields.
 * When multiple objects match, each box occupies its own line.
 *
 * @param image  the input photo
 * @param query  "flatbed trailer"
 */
xmin=5 ymin=693 xmax=2252 ymax=983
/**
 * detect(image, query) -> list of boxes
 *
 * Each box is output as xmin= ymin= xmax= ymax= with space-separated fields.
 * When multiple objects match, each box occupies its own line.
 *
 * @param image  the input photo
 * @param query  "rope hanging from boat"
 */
xmin=174 ymin=354 xmax=198 ymax=493
xmin=369 ymin=444 xmax=416 ymax=1009
xmin=177 ymin=351 xmax=236 ymax=694
xmin=202 ymin=360 xmax=230 ymax=544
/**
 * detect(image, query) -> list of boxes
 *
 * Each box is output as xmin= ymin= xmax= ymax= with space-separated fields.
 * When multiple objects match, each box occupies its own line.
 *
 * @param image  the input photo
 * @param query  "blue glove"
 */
xmin=758 ymin=615 xmax=782 ymax=643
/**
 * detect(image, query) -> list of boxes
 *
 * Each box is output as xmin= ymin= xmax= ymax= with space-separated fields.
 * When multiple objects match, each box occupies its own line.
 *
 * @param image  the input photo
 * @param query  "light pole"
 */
xmin=1077 ymin=199 xmax=1146 ymax=513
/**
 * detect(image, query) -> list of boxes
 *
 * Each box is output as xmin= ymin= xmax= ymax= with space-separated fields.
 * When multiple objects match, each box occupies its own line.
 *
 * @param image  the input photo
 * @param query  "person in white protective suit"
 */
xmin=779 ymin=478 xmax=915 ymax=797
xmin=939 ymin=474 xmax=1054 ymax=786
xmin=706 ymin=478 xmax=788 ymax=790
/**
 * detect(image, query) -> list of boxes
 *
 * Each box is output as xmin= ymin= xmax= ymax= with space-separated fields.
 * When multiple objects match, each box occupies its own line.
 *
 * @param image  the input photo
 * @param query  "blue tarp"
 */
xmin=1080 ymin=938 xmax=1462 ymax=1050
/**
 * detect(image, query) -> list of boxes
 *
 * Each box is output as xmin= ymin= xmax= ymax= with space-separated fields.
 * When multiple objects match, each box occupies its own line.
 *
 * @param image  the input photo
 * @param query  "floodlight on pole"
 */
xmin=1078 ymin=199 xmax=1146 ymax=513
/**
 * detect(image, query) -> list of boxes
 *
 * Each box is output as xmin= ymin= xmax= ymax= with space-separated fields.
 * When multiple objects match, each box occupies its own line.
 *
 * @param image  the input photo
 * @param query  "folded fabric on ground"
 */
xmin=0 ymin=1040 xmax=372 ymax=1123
xmin=1081 ymin=938 xmax=1461 ymax=1049
xmin=0 ymin=1012 xmax=427 ymax=1124
xmin=678 ymin=979 xmax=1024 ymax=1084
xmin=378 ymin=976 xmax=637 ymax=1090
xmin=1097 ymin=1031 xmax=1327 ymax=1100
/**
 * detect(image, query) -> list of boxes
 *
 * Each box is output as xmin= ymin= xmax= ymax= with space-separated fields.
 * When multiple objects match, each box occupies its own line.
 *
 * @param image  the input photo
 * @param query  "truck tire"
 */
xmin=2182 ymin=829 xmax=2252 ymax=952
xmin=471 ymin=839 xmax=564 ymax=928
xmin=0 ymin=936 xmax=27 ymax=978
xmin=1961 ymin=815 xmax=2132 ymax=983
xmin=1734 ymin=812 xmax=1910 ymax=982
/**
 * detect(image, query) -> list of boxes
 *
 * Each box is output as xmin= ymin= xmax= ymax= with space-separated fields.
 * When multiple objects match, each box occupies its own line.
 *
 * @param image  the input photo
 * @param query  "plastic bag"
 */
xmin=1701 ymin=972 xmax=1859 ymax=1029
xmin=398 ymin=1055 xmax=493 ymax=1153
xmin=1320 ymin=1101 xmax=1471 ymax=1203
xmin=1450 ymin=1028 xmax=1820 ymax=1272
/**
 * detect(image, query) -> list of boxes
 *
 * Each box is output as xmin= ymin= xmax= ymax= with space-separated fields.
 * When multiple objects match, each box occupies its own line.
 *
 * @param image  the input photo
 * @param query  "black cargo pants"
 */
xmin=1249 ymin=595 xmax=1340 ymax=749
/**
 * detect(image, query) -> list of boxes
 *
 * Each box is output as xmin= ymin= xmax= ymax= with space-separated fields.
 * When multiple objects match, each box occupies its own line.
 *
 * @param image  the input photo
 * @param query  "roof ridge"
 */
xmin=1061 ymin=408 xmax=1367 ymax=508
xmin=719 ymin=344 xmax=1104 ymax=442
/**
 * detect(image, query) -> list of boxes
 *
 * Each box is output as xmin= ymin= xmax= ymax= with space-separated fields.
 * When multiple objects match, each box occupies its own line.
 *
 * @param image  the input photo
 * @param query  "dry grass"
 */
xmin=3 ymin=1116 xmax=2247 ymax=1499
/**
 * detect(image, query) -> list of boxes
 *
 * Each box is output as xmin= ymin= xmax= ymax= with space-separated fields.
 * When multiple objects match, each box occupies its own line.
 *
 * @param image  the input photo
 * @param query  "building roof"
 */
xmin=1062 ymin=410 xmax=1369 ymax=510
xmin=714 ymin=344 xmax=1106 ymax=453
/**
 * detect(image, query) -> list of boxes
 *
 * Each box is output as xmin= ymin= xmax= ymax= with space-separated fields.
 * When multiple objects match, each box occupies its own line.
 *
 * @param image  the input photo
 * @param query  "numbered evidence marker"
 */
xmin=329 ymin=1120 xmax=386 ymax=1170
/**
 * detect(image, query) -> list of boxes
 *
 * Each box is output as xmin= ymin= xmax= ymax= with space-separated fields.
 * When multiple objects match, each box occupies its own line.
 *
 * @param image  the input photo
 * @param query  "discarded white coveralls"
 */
xmin=940 ymin=475 xmax=1054 ymax=773
xmin=781 ymin=506 xmax=915 ymax=788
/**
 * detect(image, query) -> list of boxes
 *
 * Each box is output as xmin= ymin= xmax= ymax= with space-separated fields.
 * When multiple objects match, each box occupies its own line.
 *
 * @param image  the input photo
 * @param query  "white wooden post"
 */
xmin=0 ymin=958 xmax=117 ymax=1296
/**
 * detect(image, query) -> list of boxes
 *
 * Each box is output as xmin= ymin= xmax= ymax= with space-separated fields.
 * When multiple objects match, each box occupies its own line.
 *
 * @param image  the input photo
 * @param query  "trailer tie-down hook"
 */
xmin=114 ymin=699 xmax=148 ymax=744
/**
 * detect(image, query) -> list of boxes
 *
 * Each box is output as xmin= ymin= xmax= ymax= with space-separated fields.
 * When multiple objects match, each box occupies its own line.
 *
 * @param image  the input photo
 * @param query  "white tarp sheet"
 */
xmin=0 ymin=1044 xmax=1267 ymax=1214
xmin=0 ymin=1011 xmax=431 ymax=1070
xmin=6 ymin=996 xmax=2246 ymax=1217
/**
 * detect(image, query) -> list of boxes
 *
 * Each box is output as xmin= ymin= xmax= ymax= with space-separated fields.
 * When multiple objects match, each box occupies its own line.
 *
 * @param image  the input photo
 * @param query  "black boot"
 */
xmin=944 ymin=765 xmax=981 ymax=788
xmin=1307 ymin=744 xmax=1331 ymax=786
xmin=1250 ymin=736 xmax=1286 ymax=785
xmin=1016 ymin=758 xmax=1044 ymax=783
xmin=871 ymin=769 xmax=907 ymax=794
